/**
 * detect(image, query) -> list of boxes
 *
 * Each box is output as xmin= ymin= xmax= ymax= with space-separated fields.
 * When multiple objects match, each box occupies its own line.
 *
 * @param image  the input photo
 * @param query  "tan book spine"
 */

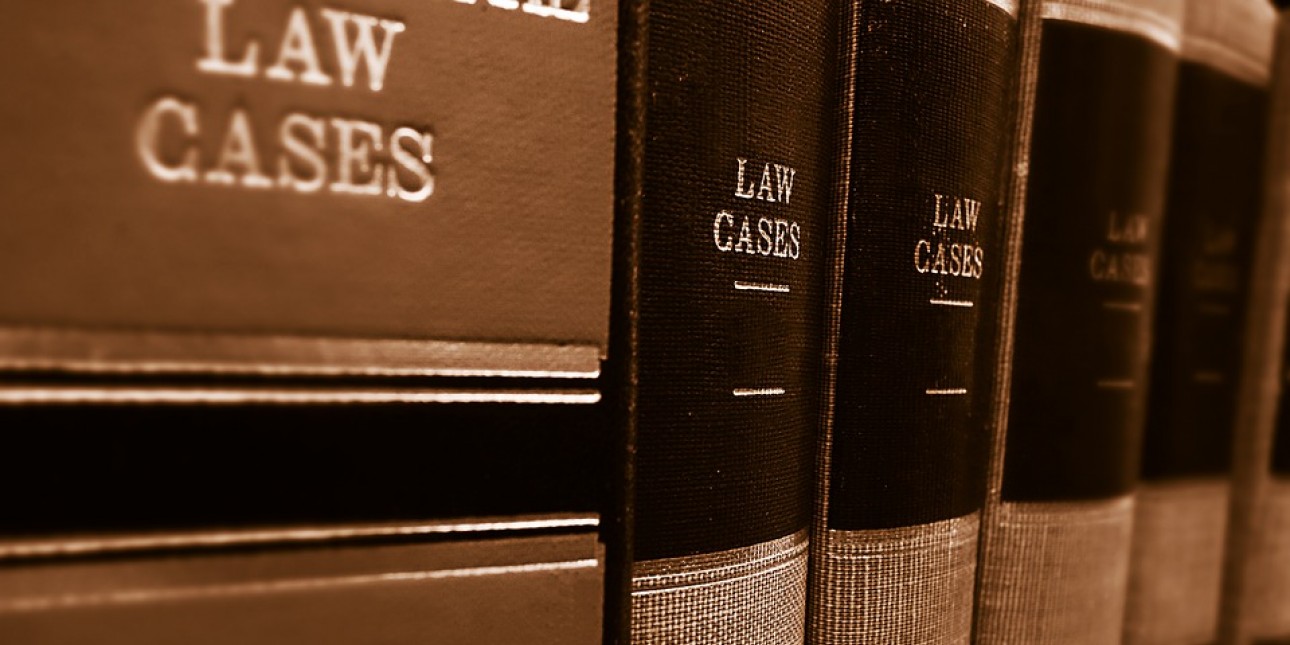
xmin=1221 ymin=6 xmax=1290 ymax=643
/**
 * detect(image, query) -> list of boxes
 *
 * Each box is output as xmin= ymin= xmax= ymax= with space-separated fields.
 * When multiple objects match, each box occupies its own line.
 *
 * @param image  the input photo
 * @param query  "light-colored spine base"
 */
xmin=809 ymin=513 xmax=978 ymax=645
xmin=977 ymin=496 xmax=1134 ymax=645
xmin=1123 ymin=479 xmax=1229 ymax=645
xmin=631 ymin=530 xmax=809 ymax=645
xmin=1247 ymin=479 xmax=1290 ymax=641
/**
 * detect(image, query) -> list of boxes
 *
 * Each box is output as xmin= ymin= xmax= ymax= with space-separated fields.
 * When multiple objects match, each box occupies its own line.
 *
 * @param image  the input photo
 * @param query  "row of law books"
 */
xmin=3 ymin=0 xmax=1290 ymax=643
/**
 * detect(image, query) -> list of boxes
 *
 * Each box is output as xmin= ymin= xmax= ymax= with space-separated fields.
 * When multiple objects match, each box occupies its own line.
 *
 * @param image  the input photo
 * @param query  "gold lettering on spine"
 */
xmin=735 ymin=158 xmax=756 ymax=199
xmin=137 ymin=97 xmax=201 ymax=183
xmin=320 ymin=9 xmax=405 ymax=92
xmin=205 ymin=108 xmax=272 ymax=188
xmin=388 ymin=127 xmax=435 ymax=202
xmin=774 ymin=164 xmax=794 ymax=204
xmin=277 ymin=113 xmax=327 ymax=193
xmin=713 ymin=211 xmax=736 ymax=251
xmin=734 ymin=218 xmax=755 ymax=254
xmin=453 ymin=0 xmax=592 ymax=24
xmin=196 ymin=0 xmax=259 ymax=77
xmin=755 ymin=165 xmax=777 ymax=202
xmin=717 ymin=158 xmax=803 ymax=260
xmin=134 ymin=1 xmax=436 ymax=203
xmin=1089 ymin=212 xmax=1152 ymax=286
xmin=329 ymin=118 xmax=385 ymax=196
xmin=265 ymin=8 xmax=332 ymax=86
xmin=916 ymin=193 xmax=986 ymax=280
xmin=522 ymin=0 xmax=591 ymax=23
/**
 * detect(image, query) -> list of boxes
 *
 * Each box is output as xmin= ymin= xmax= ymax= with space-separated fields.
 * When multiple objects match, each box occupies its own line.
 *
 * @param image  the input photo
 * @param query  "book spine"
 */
xmin=0 ymin=0 xmax=620 ymax=380
xmin=605 ymin=0 xmax=648 ymax=641
xmin=1219 ymin=6 xmax=1290 ymax=645
xmin=626 ymin=0 xmax=839 ymax=643
xmin=0 ymin=523 xmax=604 ymax=645
xmin=806 ymin=0 xmax=1020 ymax=642
xmin=975 ymin=0 xmax=1184 ymax=642
xmin=1123 ymin=1 xmax=1275 ymax=643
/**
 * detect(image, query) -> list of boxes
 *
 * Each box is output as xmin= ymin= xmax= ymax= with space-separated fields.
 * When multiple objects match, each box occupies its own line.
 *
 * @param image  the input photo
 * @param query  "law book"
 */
xmin=0 ymin=1 xmax=623 ymax=642
xmin=974 ymin=0 xmax=1184 ymax=642
xmin=805 ymin=0 xmax=1021 ymax=642
xmin=0 ymin=519 xmax=602 ymax=645
xmin=1224 ymin=5 xmax=1290 ymax=641
xmin=0 ymin=0 xmax=616 ymax=387
xmin=1122 ymin=1 xmax=1275 ymax=643
xmin=0 ymin=401 xmax=611 ymax=644
xmin=614 ymin=0 xmax=840 ymax=642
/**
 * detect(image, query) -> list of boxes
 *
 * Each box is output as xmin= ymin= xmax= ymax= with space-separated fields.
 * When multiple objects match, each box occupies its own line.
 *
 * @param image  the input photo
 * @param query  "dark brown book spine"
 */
xmin=975 ymin=0 xmax=1184 ymax=642
xmin=1124 ymin=2 xmax=1275 ymax=643
xmin=808 ymin=0 xmax=1020 ymax=641
xmin=622 ymin=0 xmax=840 ymax=642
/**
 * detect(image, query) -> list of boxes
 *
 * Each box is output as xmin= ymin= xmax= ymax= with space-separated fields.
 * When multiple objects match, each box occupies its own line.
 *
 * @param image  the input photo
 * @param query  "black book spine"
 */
xmin=605 ymin=0 xmax=648 ymax=642
xmin=1124 ymin=1 xmax=1274 ymax=643
xmin=807 ymin=0 xmax=1020 ymax=642
xmin=624 ymin=0 xmax=840 ymax=643
xmin=975 ymin=0 xmax=1184 ymax=642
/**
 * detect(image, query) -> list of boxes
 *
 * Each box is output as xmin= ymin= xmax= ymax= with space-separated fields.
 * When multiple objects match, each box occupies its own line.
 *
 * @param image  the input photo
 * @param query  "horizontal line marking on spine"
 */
xmin=0 ymin=387 xmax=601 ymax=406
xmin=520 ymin=1 xmax=589 ymax=22
xmin=930 ymin=299 xmax=974 ymax=308
xmin=0 ymin=558 xmax=601 ymax=613
xmin=1193 ymin=371 xmax=1225 ymax=384
xmin=0 ymin=516 xmax=600 ymax=560
xmin=926 ymin=388 xmax=968 ymax=395
xmin=0 ymin=327 xmax=602 ymax=379
xmin=733 ymin=388 xmax=786 ymax=397
xmin=1096 ymin=379 xmax=1135 ymax=390
xmin=1103 ymin=301 xmax=1143 ymax=312
xmin=734 ymin=281 xmax=791 ymax=293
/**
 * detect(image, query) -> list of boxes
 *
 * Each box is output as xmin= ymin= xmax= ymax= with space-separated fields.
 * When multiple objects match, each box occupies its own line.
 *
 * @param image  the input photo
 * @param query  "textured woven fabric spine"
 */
xmin=1123 ymin=2 xmax=1274 ymax=643
xmin=808 ymin=0 xmax=1020 ymax=640
xmin=631 ymin=531 xmax=809 ymax=645
xmin=976 ymin=497 xmax=1135 ymax=645
xmin=811 ymin=514 xmax=978 ymax=645
xmin=1245 ymin=480 xmax=1290 ymax=640
xmin=976 ymin=0 xmax=1183 ymax=640
xmin=1124 ymin=480 xmax=1229 ymax=644
xmin=973 ymin=0 xmax=1045 ymax=634
xmin=1220 ymin=8 xmax=1290 ymax=645
xmin=627 ymin=0 xmax=838 ymax=640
